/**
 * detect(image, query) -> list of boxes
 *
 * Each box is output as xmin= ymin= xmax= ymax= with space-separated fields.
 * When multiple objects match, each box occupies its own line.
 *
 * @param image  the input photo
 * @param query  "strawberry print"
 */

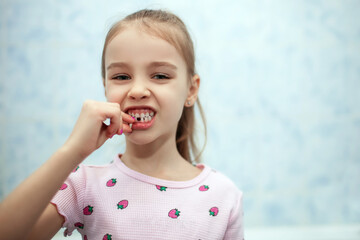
xmin=209 ymin=207 xmax=219 ymax=216
xmin=199 ymin=185 xmax=209 ymax=191
xmin=74 ymin=222 xmax=84 ymax=229
xmin=72 ymin=166 xmax=79 ymax=172
xmin=83 ymin=205 xmax=94 ymax=215
xmin=106 ymin=178 xmax=117 ymax=187
xmin=156 ymin=185 xmax=167 ymax=191
xmin=59 ymin=183 xmax=68 ymax=190
xmin=103 ymin=233 xmax=112 ymax=240
xmin=168 ymin=208 xmax=180 ymax=219
xmin=117 ymin=200 xmax=128 ymax=210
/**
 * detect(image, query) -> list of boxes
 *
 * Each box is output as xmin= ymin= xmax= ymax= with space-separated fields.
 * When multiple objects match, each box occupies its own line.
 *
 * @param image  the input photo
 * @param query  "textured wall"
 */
xmin=1 ymin=0 xmax=359 ymax=227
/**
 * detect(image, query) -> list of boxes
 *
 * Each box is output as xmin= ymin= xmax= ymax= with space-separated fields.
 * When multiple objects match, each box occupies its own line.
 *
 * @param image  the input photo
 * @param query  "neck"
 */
xmin=122 ymin=134 xmax=186 ymax=176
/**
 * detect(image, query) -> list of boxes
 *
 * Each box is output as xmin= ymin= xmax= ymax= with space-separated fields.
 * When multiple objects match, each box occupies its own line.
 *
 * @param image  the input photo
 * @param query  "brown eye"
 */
xmin=153 ymin=74 xmax=170 ymax=80
xmin=113 ymin=75 xmax=130 ymax=80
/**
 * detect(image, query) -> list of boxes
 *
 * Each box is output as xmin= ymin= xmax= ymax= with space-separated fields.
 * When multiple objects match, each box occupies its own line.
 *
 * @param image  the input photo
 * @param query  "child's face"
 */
xmin=104 ymin=27 xmax=197 ymax=145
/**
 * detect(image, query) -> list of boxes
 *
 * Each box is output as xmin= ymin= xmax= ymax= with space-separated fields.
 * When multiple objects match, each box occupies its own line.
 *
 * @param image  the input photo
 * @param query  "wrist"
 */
xmin=58 ymin=143 xmax=87 ymax=166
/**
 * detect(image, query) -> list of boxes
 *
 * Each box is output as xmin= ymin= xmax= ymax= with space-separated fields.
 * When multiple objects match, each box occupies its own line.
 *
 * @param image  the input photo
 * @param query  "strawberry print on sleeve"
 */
xmin=51 ymin=164 xmax=87 ymax=238
xmin=83 ymin=205 xmax=94 ymax=215
xmin=72 ymin=166 xmax=80 ymax=172
xmin=59 ymin=183 xmax=68 ymax=190
xmin=103 ymin=233 xmax=112 ymax=240
xmin=74 ymin=222 xmax=84 ymax=229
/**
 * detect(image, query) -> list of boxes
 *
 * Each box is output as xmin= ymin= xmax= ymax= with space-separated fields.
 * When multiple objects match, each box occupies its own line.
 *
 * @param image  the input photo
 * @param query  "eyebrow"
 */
xmin=106 ymin=61 xmax=177 ymax=71
xmin=148 ymin=61 xmax=177 ymax=70
xmin=106 ymin=62 xmax=131 ymax=70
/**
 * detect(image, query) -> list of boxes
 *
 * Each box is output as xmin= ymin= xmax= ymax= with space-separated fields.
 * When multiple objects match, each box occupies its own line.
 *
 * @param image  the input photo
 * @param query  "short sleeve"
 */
xmin=50 ymin=165 xmax=86 ymax=236
xmin=223 ymin=191 xmax=244 ymax=240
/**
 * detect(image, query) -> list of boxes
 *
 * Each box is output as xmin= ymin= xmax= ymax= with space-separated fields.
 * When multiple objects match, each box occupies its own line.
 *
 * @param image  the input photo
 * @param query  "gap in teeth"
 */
xmin=128 ymin=109 xmax=154 ymax=123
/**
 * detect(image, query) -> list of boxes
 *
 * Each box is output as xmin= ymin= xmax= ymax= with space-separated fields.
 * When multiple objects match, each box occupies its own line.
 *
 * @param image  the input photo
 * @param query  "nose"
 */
xmin=127 ymin=78 xmax=151 ymax=100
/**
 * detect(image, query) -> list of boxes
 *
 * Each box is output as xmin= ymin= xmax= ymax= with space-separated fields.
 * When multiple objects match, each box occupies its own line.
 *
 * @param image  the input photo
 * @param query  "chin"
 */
xmin=126 ymin=131 xmax=158 ymax=146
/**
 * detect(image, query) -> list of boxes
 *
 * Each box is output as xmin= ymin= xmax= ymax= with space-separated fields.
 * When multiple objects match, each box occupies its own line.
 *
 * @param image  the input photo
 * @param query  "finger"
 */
xmin=122 ymin=123 xmax=132 ymax=133
xmin=115 ymin=112 xmax=135 ymax=135
xmin=106 ymin=108 xmax=122 ymax=138
xmin=117 ymin=123 xmax=132 ymax=134
xmin=122 ymin=112 xmax=135 ymax=124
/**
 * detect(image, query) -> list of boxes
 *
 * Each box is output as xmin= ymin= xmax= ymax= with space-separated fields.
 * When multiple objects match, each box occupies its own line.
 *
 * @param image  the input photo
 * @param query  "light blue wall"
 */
xmin=1 ymin=0 xmax=359 ymax=227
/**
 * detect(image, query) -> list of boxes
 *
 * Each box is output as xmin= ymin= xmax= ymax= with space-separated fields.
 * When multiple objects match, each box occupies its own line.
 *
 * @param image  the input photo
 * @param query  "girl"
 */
xmin=0 ymin=9 xmax=244 ymax=239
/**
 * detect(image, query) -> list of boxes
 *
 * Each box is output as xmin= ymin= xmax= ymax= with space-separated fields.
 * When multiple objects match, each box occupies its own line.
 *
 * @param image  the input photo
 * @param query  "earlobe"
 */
xmin=185 ymin=100 xmax=192 ymax=107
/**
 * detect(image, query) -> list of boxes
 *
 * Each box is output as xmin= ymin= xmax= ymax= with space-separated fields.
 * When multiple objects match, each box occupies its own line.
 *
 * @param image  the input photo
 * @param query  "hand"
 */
xmin=63 ymin=100 xmax=134 ymax=159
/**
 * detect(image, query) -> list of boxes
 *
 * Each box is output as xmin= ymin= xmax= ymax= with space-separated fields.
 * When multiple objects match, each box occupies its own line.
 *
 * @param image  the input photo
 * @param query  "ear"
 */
xmin=185 ymin=74 xmax=200 ymax=107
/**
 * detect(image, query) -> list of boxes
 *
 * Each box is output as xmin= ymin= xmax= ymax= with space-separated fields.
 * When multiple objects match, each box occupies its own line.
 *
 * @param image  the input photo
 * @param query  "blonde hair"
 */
xmin=101 ymin=9 xmax=206 ymax=163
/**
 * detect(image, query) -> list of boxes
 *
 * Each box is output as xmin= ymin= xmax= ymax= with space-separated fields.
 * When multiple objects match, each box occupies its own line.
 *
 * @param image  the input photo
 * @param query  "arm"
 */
xmin=0 ymin=100 xmax=134 ymax=239
xmin=27 ymin=203 xmax=65 ymax=240
xmin=224 ymin=192 xmax=244 ymax=240
xmin=0 ymin=146 xmax=82 ymax=239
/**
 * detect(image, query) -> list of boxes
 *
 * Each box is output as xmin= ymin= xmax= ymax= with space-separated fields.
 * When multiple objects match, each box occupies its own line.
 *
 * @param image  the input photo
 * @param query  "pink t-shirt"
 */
xmin=51 ymin=155 xmax=244 ymax=239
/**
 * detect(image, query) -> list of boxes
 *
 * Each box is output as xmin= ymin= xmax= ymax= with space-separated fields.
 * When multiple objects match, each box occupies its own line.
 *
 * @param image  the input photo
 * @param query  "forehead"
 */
xmin=105 ymin=27 xmax=186 ymax=69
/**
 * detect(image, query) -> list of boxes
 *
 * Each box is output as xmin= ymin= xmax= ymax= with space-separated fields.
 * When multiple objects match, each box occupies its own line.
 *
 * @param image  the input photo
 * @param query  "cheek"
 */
xmin=105 ymin=86 xmax=127 ymax=103
xmin=159 ymin=89 xmax=187 ymax=122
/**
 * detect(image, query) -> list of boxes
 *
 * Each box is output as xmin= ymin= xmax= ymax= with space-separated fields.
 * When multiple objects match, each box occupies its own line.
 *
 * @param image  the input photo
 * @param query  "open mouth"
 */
xmin=126 ymin=108 xmax=156 ymax=123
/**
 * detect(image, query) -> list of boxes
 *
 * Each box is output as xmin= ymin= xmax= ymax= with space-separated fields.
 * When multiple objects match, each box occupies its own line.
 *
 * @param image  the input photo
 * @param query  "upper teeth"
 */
xmin=128 ymin=110 xmax=155 ymax=122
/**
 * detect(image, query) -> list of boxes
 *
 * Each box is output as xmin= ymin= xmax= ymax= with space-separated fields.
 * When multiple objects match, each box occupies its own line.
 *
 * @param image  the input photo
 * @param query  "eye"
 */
xmin=153 ymin=73 xmax=170 ymax=80
xmin=112 ymin=74 xmax=131 ymax=80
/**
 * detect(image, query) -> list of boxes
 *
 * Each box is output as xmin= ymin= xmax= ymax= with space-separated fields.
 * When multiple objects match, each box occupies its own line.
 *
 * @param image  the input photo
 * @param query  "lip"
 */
xmin=131 ymin=115 xmax=156 ymax=130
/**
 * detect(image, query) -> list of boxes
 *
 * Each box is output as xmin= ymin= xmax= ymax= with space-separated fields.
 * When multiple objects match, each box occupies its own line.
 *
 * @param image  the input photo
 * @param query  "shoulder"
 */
xmin=61 ymin=161 xmax=120 ymax=190
xmin=72 ymin=160 xmax=117 ymax=177
xmin=205 ymin=165 xmax=241 ymax=190
xmin=200 ymin=164 xmax=243 ymax=200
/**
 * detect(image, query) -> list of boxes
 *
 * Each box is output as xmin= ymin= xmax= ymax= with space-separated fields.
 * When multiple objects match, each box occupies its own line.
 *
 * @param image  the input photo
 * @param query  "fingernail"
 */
xmin=131 ymin=116 xmax=135 ymax=120
xmin=129 ymin=123 xmax=133 ymax=129
xmin=119 ymin=129 xmax=123 ymax=135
